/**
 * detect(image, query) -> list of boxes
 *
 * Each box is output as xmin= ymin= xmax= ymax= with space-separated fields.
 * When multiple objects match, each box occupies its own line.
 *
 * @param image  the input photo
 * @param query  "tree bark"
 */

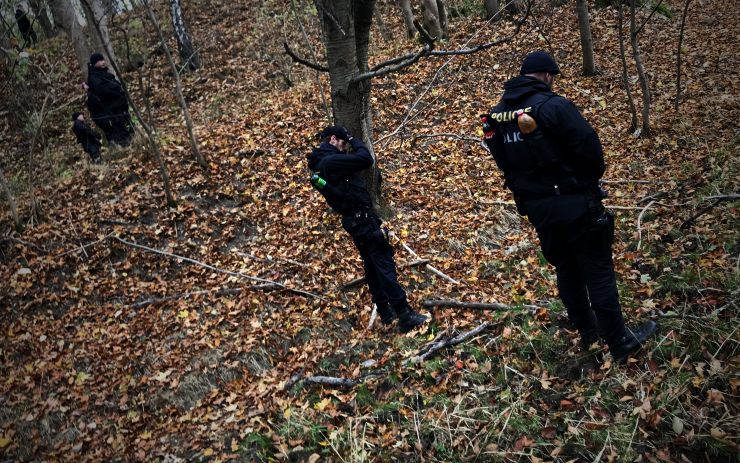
xmin=397 ymin=0 xmax=415 ymax=38
xmin=421 ymin=0 xmax=442 ymax=40
xmin=48 ymin=0 xmax=91 ymax=76
xmin=617 ymin=0 xmax=638 ymax=132
xmin=484 ymin=0 xmax=500 ymax=21
xmin=674 ymin=0 xmax=692 ymax=110
xmin=575 ymin=0 xmax=597 ymax=75
xmin=144 ymin=0 xmax=207 ymax=169
xmin=436 ymin=0 xmax=447 ymax=39
xmin=169 ymin=0 xmax=200 ymax=71
xmin=629 ymin=0 xmax=651 ymax=136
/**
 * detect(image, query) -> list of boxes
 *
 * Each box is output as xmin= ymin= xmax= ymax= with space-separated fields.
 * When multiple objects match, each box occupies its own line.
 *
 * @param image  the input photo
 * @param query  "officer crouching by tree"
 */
xmin=307 ymin=126 xmax=428 ymax=333
xmin=480 ymin=51 xmax=657 ymax=362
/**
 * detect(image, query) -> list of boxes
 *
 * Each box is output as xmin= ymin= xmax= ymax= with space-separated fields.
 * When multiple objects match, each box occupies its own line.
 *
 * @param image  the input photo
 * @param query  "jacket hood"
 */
xmin=502 ymin=76 xmax=553 ymax=104
xmin=307 ymin=141 xmax=340 ymax=171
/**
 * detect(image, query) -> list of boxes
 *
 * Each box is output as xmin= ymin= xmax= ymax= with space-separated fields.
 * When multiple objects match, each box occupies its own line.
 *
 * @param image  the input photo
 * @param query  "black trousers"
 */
xmin=535 ymin=212 xmax=626 ymax=346
xmin=82 ymin=142 xmax=101 ymax=161
xmin=342 ymin=212 xmax=409 ymax=312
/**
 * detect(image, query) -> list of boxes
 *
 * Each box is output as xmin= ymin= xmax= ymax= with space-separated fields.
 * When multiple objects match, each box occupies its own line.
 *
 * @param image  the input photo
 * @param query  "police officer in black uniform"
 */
xmin=307 ymin=126 xmax=428 ymax=333
xmin=481 ymin=51 xmax=657 ymax=362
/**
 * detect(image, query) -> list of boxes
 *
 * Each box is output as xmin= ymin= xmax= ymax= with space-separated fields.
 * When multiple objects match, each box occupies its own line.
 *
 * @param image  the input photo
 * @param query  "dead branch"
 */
xmin=406 ymin=322 xmax=492 ymax=364
xmin=342 ymin=259 xmax=429 ymax=289
xmin=0 ymin=235 xmax=45 ymax=252
xmin=304 ymin=375 xmax=358 ymax=388
xmin=54 ymin=232 xmax=115 ymax=258
xmin=422 ymin=299 xmax=540 ymax=311
xmin=113 ymin=236 xmax=322 ymax=299
xmin=234 ymin=250 xmax=312 ymax=269
xmin=634 ymin=0 xmax=665 ymax=36
xmin=636 ymin=200 xmax=655 ymax=251
xmin=675 ymin=0 xmax=693 ymax=109
xmin=680 ymin=199 xmax=722 ymax=230
xmin=283 ymin=42 xmax=328 ymax=73
xmin=703 ymin=194 xmax=740 ymax=202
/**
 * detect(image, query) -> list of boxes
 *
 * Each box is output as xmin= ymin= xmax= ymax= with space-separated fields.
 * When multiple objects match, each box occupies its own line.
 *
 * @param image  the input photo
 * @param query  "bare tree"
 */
xmin=169 ymin=0 xmax=200 ymax=71
xmin=397 ymin=0 xmax=415 ymax=38
xmin=629 ymin=0 xmax=651 ymax=136
xmin=617 ymin=0 xmax=638 ymax=132
xmin=143 ymin=0 xmax=206 ymax=169
xmin=575 ymin=0 xmax=597 ymax=75
xmin=674 ymin=0 xmax=691 ymax=110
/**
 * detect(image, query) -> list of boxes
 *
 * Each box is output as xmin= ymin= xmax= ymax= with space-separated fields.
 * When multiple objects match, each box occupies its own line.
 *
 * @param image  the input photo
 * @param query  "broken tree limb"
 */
xmin=113 ymin=236 xmax=322 ymax=299
xmin=422 ymin=299 xmax=540 ymax=311
xmin=342 ymin=259 xmax=429 ymax=289
xmin=406 ymin=322 xmax=492 ymax=364
xmin=304 ymin=375 xmax=358 ymax=388
xmin=636 ymin=200 xmax=655 ymax=251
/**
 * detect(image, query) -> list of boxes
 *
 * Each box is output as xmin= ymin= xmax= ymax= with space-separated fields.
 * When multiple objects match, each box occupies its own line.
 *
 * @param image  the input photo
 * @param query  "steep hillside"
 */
xmin=0 ymin=0 xmax=737 ymax=461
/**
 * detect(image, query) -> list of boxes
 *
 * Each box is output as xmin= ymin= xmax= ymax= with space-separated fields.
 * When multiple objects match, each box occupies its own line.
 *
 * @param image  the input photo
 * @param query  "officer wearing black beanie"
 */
xmin=86 ymin=52 xmax=133 ymax=146
xmin=480 ymin=51 xmax=657 ymax=362
xmin=307 ymin=126 xmax=428 ymax=333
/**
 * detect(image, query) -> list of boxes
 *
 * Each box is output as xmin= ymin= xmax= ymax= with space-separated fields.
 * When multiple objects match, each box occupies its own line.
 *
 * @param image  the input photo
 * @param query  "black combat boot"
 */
xmin=396 ymin=306 xmax=428 ymax=333
xmin=609 ymin=321 xmax=658 ymax=363
xmin=376 ymin=302 xmax=396 ymax=325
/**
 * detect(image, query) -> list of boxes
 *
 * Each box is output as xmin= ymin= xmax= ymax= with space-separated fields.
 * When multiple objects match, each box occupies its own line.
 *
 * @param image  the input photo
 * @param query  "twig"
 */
xmin=54 ymin=232 xmax=115 ymax=258
xmin=234 ymin=250 xmax=312 ymax=269
xmin=367 ymin=303 xmax=378 ymax=330
xmin=304 ymin=375 xmax=358 ymax=388
xmin=703 ymin=194 xmax=739 ymax=202
xmin=0 ymin=236 xmax=45 ymax=252
xmin=679 ymin=199 xmax=722 ymax=230
xmin=391 ymin=234 xmax=460 ymax=285
xmin=422 ymin=299 xmax=540 ymax=311
xmin=283 ymin=42 xmax=329 ymax=72
xmin=113 ymin=236 xmax=322 ymax=299
xmin=636 ymin=200 xmax=655 ymax=251
xmin=406 ymin=322 xmax=492 ymax=364
xmin=342 ymin=259 xmax=429 ymax=289
xmin=601 ymin=179 xmax=662 ymax=184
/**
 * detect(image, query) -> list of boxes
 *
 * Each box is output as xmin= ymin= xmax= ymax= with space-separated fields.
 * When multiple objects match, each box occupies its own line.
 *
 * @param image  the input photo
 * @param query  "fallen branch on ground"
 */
xmin=113 ymin=236 xmax=322 ymax=299
xmin=423 ymin=299 xmax=540 ymax=311
xmin=342 ymin=259 xmax=429 ymax=289
xmin=128 ymin=285 xmax=278 ymax=309
xmin=636 ymin=200 xmax=656 ymax=251
xmin=406 ymin=322 xmax=493 ymax=364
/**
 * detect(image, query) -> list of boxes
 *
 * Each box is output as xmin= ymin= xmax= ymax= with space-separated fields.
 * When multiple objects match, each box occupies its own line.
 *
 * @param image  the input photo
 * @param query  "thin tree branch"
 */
xmin=352 ymin=45 xmax=431 ymax=82
xmin=636 ymin=200 xmax=655 ymax=251
xmin=113 ymin=236 xmax=322 ymax=299
xmin=314 ymin=0 xmax=346 ymax=37
xmin=422 ymin=299 xmax=540 ymax=311
xmin=283 ymin=42 xmax=329 ymax=72
xmin=634 ymin=0 xmax=664 ymax=36
xmin=127 ymin=286 xmax=278 ymax=309
xmin=390 ymin=233 xmax=460 ymax=285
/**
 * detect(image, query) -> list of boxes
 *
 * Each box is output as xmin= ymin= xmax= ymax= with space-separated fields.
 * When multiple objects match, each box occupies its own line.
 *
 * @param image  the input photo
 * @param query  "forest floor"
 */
xmin=0 ymin=0 xmax=738 ymax=461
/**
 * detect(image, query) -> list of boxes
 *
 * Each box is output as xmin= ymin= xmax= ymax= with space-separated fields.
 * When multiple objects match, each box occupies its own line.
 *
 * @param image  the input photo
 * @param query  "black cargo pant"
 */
xmin=342 ymin=211 xmax=409 ymax=313
xmin=535 ymin=212 xmax=626 ymax=346
xmin=82 ymin=141 xmax=102 ymax=162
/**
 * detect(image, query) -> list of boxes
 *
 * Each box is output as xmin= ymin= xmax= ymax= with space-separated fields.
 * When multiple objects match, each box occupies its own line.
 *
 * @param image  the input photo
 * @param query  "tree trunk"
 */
xmin=29 ymin=0 xmax=57 ymax=38
xmin=80 ymin=0 xmax=118 ymax=73
xmin=484 ymin=0 xmax=500 ymax=21
xmin=617 ymin=0 xmax=638 ymax=132
xmin=397 ymin=0 xmax=415 ymax=38
xmin=373 ymin=3 xmax=392 ymax=42
xmin=436 ymin=0 xmax=447 ymax=39
xmin=319 ymin=0 xmax=379 ymax=201
xmin=421 ymin=0 xmax=442 ymax=40
xmin=629 ymin=0 xmax=650 ymax=136
xmin=675 ymin=0 xmax=692 ymax=110
xmin=144 ymin=0 xmax=207 ymax=169
xmin=575 ymin=0 xmax=597 ymax=75
xmin=48 ymin=0 xmax=91 ymax=76
xmin=169 ymin=0 xmax=200 ymax=71
xmin=0 ymin=166 xmax=22 ymax=232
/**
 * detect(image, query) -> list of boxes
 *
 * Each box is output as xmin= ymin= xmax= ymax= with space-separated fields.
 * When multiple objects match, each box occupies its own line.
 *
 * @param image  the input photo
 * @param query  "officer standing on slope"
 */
xmin=307 ymin=126 xmax=428 ymax=333
xmin=480 ymin=51 xmax=657 ymax=362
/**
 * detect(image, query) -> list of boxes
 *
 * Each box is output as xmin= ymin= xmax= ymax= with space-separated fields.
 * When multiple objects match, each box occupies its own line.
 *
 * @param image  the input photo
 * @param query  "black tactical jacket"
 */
xmin=306 ymin=138 xmax=374 ymax=215
xmin=87 ymin=66 xmax=127 ymax=110
xmin=486 ymin=76 xmax=606 ymax=229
